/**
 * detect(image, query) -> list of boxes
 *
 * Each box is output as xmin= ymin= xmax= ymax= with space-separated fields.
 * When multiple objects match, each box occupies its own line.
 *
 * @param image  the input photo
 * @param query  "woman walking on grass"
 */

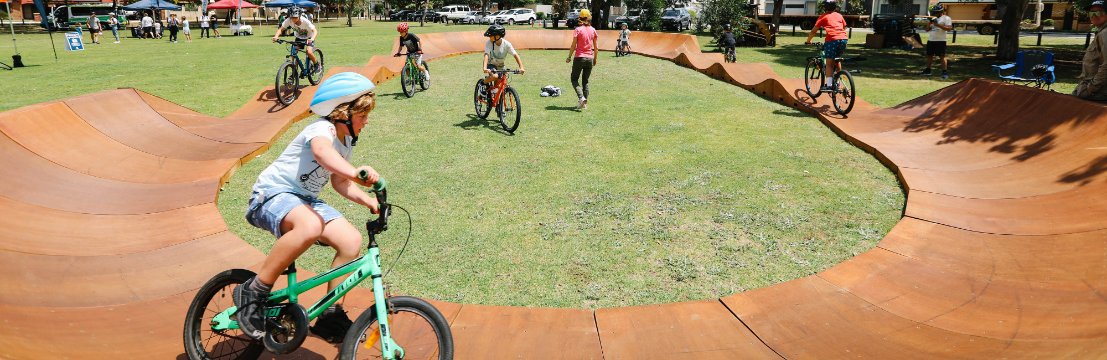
xmin=566 ymin=9 xmax=597 ymax=110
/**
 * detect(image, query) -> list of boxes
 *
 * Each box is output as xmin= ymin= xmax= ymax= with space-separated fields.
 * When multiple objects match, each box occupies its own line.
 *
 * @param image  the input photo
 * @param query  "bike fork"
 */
xmin=369 ymin=247 xmax=405 ymax=360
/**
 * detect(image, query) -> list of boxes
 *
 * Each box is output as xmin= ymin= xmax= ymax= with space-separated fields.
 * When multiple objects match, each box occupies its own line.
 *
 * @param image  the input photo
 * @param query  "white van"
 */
xmin=438 ymin=5 xmax=472 ymax=23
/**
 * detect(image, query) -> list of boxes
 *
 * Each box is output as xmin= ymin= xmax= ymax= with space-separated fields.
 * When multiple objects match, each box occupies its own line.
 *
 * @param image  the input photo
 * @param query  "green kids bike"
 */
xmin=183 ymin=173 xmax=454 ymax=360
xmin=396 ymin=52 xmax=430 ymax=98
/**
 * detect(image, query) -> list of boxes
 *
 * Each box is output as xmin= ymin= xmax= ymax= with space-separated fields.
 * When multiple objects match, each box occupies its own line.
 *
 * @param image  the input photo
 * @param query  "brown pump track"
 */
xmin=1 ymin=30 xmax=1104 ymax=359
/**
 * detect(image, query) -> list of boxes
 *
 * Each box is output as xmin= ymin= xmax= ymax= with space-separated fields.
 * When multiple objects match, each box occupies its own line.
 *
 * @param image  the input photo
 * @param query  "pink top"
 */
xmin=813 ymin=12 xmax=848 ymax=42
xmin=573 ymin=25 xmax=598 ymax=58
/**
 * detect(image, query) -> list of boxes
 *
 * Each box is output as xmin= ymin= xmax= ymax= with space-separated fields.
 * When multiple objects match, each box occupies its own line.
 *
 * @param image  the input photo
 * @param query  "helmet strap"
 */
xmin=326 ymin=111 xmax=359 ymax=147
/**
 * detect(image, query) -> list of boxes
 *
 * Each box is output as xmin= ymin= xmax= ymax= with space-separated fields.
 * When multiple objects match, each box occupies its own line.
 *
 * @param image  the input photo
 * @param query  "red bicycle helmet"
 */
xmin=397 ymin=22 xmax=409 ymax=32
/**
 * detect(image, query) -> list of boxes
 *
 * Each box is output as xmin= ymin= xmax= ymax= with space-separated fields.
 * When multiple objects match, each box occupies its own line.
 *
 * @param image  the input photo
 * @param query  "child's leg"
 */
xmin=256 ymin=205 xmax=326 ymax=286
xmin=316 ymin=218 xmax=362 ymax=299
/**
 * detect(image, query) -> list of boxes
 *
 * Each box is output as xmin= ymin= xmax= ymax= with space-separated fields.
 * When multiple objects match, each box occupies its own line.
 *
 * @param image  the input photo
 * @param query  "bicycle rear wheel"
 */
xmin=804 ymin=57 xmax=824 ymax=99
xmin=419 ymin=62 xmax=430 ymax=90
xmin=183 ymin=269 xmax=264 ymax=360
xmin=400 ymin=64 xmax=416 ymax=98
xmin=339 ymin=296 xmax=454 ymax=360
xmin=306 ymin=49 xmax=326 ymax=85
xmin=473 ymin=80 xmax=491 ymax=119
xmin=497 ymin=87 xmax=521 ymax=133
xmin=831 ymin=70 xmax=856 ymax=115
xmin=275 ymin=61 xmax=299 ymax=106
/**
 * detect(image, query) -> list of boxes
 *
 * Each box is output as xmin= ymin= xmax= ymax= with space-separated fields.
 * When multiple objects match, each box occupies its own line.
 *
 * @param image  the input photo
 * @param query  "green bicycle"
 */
xmin=803 ymin=42 xmax=860 ymax=115
xmin=395 ymin=52 xmax=430 ymax=98
xmin=183 ymin=173 xmax=454 ymax=360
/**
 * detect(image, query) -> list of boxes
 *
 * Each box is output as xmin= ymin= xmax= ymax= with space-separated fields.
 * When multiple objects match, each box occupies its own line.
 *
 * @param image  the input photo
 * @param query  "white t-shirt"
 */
xmin=141 ymin=16 xmax=153 ymax=27
xmin=201 ymin=15 xmax=210 ymax=27
xmin=182 ymin=19 xmax=190 ymax=30
xmin=928 ymin=15 xmax=952 ymax=42
xmin=281 ymin=17 xmax=316 ymax=40
xmin=619 ymin=29 xmax=631 ymax=41
xmin=484 ymin=39 xmax=517 ymax=67
xmin=252 ymin=119 xmax=354 ymax=198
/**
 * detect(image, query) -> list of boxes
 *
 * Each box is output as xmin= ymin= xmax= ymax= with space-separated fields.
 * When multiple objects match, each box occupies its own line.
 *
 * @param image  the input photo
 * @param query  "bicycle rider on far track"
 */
xmin=805 ymin=0 xmax=848 ymax=91
xmin=394 ymin=22 xmax=430 ymax=81
xmin=234 ymin=72 xmax=382 ymax=344
xmin=619 ymin=22 xmax=632 ymax=53
xmin=273 ymin=7 xmax=320 ymax=74
xmin=480 ymin=24 xmax=526 ymax=94
xmin=720 ymin=24 xmax=737 ymax=59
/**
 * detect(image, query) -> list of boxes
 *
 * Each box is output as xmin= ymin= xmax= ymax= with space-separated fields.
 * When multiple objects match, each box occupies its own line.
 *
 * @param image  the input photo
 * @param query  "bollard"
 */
xmin=993 ymin=31 xmax=998 ymax=44
xmin=1036 ymin=32 xmax=1043 ymax=46
xmin=952 ymin=29 xmax=957 ymax=43
xmin=848 ymin=27 xmax=852 ymax=38
xmin=1087 ymin=32 xmax=1093 ymax=48
xmin=793 ymin=24 xmax=797 ymax=35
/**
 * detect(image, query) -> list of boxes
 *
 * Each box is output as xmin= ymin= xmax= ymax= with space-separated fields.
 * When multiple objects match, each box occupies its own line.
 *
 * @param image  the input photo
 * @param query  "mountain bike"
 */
xmin=395 ymin=52 xmax=430 ymax=98
xmin=473 ymin=68 xmax=522 ymax=133
xmin=723 ymin=46 xmax=736 ymax=63
xmin=183 ymin=173 xmax=454 ymax=360
xmin=615 ymin=40 xmax=630 ymax=57
xmin=803 ymin=42 xmax=861 ymax=116
xmin=274 ymin=39 xmax=326 ymax=106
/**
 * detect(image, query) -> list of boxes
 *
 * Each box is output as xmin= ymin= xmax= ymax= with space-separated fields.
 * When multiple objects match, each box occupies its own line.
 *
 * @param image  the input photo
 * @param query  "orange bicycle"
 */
xmin=473 ymin=68 xmax=523 ymax=133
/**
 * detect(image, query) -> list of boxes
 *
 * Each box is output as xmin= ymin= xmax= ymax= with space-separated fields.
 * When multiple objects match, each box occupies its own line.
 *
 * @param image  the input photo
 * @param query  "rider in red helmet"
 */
xmin=394 ymin=23 xmax=429 ymax=81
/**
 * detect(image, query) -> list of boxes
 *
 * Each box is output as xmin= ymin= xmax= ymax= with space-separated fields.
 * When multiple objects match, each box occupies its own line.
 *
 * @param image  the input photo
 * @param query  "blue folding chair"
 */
xmin=992 ymin=50 xmax=1056 ymax=90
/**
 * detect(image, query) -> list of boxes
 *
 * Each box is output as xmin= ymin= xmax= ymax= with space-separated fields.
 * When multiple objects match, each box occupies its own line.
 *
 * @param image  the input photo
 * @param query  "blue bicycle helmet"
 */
xmin=311 ymin=72 xmax=376 ymax=145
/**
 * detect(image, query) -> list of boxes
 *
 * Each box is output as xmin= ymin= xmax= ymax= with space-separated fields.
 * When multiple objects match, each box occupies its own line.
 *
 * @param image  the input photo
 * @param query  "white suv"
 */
xmin=437 ymin=4 xmax=471 ymax=23
xmin=498 ymin=8 xmax=537 ymax=25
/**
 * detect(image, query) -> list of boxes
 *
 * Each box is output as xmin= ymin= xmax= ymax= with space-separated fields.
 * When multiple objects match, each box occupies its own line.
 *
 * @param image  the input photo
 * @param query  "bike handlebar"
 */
xmin=489 ymin=68 xmax=523 ymax=75
xmin=275 ymin=39 xmax=307 ymax=45
xmin=357 ymin=170 xmax=390 ymax=235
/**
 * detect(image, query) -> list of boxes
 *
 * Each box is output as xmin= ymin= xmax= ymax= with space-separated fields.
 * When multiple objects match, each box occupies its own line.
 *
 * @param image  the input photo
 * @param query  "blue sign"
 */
xmin=65 ymin=32 xmax=85 ymax=51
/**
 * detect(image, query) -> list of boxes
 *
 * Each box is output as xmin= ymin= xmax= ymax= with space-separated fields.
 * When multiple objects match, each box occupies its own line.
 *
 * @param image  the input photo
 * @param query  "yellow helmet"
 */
xmin=580 ymin=9 xmax=592 ymax=18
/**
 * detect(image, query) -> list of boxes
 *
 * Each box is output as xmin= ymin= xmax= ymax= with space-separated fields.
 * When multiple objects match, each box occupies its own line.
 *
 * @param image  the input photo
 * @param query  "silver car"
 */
xmin=462 ymin=11 xmax=489 ymax=24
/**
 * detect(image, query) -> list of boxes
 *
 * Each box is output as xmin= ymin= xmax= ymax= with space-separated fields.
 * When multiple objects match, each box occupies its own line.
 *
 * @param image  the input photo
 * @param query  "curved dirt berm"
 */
xmin=0 ymin=30 xmax=1104 ymax=359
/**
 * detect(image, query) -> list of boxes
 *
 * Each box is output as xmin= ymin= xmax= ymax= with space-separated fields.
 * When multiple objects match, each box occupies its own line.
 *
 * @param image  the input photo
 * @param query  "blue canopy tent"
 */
xmin=122 ymin=0 xmax=183 ymax=11
xmin=263 ymin=0 xmax=318 ymax=8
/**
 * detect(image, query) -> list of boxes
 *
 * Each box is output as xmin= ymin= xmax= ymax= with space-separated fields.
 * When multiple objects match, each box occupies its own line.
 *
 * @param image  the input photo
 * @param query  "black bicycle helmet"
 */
xmin=484 ymin=24 xmax=506 ymax=37
xmin=929 ymin=4 xmax=945 ymax=14
xmin=723 ymin=23 xmax=732 ymax=31
xmin=289 ymin=7 xmax=304 ymax=18
xmin=822 ymin=0 xmax=838 ymax=10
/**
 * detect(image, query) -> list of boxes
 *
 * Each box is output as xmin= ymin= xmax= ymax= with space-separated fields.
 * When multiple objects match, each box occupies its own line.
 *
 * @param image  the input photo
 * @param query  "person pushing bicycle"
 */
xmin=394 ymin=22 xmax=430 ymax=81
xmin=481 ymin=24 xmax=526 ymax=94
xmin=234 ymin=72 xmax=381 ymax=344
xmin=805 ymin=0 xmax=848 ymax=91
xmin=273 ymin=7 xmax=320 ymax=74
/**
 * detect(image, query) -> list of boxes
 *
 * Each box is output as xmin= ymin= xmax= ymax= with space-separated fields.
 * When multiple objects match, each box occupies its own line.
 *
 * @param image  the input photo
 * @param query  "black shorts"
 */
xmin=926 ymin=41 xmax=947 ymax=56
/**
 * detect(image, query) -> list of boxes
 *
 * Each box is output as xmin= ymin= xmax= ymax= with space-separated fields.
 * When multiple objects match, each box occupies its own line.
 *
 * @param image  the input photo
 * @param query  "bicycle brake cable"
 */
xmin=383 ymin=203 xmax=413 ymax=278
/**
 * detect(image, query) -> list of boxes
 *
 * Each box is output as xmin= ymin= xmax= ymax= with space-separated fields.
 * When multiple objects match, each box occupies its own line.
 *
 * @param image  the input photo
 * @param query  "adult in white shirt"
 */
xmin=921 ymin=4 xmax=953 ymax=79
xmin=273 ymin=7 xmax=320 ymax=71
xmin=141 ymin=13 xmax=154 ymax=39
xmin=200 ymin=13 xmax=210 ymax=38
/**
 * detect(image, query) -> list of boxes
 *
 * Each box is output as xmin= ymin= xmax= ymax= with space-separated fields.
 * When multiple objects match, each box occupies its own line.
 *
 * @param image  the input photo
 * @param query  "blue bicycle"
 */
xmin=275 ymin=39 xmax=326 ymax=106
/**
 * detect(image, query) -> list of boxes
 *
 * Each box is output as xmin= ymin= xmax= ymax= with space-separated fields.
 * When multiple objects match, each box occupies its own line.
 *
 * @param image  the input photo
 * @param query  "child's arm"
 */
xmin=566 ymin=37 xmax=577 ymax=63
xmin=332 ymin=175 xmax=380 ymax=213
xmin=483 ymin=53 xmax=491 ymax=73
xmin=309 ymin=137 xmax=378 ymax=186
xmin=513 ymin=53 xmax=525 ymax=73
xmin=591 ymin=33 xmax=598 ymax=65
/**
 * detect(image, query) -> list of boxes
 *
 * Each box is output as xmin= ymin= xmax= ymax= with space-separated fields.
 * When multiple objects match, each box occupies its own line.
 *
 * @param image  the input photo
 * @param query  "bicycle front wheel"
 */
xmin=418 ymin=62 xmax=430 ymax=90
xmin=473 ymin=80 xmax=491 ymax=119
xmin=804 ymin=57 xmax=824 ymax=99
xmin=400 ymin=64 xmax=416 ymax=98
xmin=497 ymin=87 xmax=521 ymax=133
xmin=339 ymin=296 xmax=454 ymax=360
xmin=831 ymin=70 xmax=856 ymax=115
xmin=307 ymin=49 xmax=326 ymax=86
xmin=275 ymin=61 xmax=299 ymax=106
xmin=183 ymin=269 xmax=264 ymax=360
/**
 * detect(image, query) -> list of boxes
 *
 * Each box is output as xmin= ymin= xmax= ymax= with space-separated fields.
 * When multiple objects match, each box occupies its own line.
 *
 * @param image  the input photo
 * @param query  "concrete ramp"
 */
xmin=1 ymin=30 xmax=1104 ymax=359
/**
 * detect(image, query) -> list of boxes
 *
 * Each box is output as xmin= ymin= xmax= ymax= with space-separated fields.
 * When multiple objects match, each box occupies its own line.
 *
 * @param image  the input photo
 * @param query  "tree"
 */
xmin=641 ymin=0 xmax=664 ymax=31
xmin=995 ymin=0 xmax=1030 ymax=60
xmin=770 ymin=0 xmax=783 ymax=30
xmin=698 ymin=0 xmax=751 ymax=36
xmin=552 ymin=0 xmax=571 ymax=28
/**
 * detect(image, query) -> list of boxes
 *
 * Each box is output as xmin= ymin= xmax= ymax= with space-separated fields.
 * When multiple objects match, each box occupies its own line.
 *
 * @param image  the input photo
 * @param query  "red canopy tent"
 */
xmin=206 ymin=0 xmax=258 ymax=9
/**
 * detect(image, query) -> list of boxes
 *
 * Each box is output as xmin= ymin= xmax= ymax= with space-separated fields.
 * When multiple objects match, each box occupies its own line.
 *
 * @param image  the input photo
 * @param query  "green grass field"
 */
xmin=0 ymin=19 xmax=991 ymax=308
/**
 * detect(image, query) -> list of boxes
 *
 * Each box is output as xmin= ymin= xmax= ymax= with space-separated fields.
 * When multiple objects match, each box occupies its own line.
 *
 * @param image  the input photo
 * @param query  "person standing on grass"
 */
xmin=566 ymin=9 xmax=597 ymax=110
xmin=153 ymin=18 xmax=162 ymax=39
xmin=804 ymin=0 xmax=847 ymax=92
xmin=1075 ymin=0 xmax=1107 ymax=102
xmin=167 ymin=14 xmax=180 ymax=43
xmin=920 ymin=4 xmax=953 ymax=80
xmin=87 ymin=13 xmax=102 ymax=44
xmin=141 ymin=13 xmax=154 ymax=39
xmin=200 ymin=13 xmax=210 ymax=38
xmin=182 ymin=16 xmax=192 ymax=42
xmin=108 ymin=12 xmax=121 ymax=43
xmin=210 ymin=13 xmax=222 ymax=38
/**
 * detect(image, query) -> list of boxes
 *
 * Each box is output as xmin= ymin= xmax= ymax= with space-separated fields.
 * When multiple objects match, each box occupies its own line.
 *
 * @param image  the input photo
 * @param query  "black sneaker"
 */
xmin=310 ymin=304 xmax=353 ymax=343
xmin=233 ymin=277 xmax=269 ymax=340
xmin=919 ymin=68 xmax=932 ymax=76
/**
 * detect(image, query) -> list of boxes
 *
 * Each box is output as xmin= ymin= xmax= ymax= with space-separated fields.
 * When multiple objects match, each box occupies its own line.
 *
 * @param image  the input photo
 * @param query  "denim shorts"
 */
xmin=245 ymin=191 xmax=342 ymax=238
xmin=823 ymin=39 xmax=848 ymax=59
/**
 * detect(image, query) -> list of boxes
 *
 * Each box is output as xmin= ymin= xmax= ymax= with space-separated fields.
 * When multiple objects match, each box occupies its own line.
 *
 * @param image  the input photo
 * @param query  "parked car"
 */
xmin=481 ymin=10 xmax=508 ymax=24
xmin=406 ymin=10 xmax=442 ymax=22
xmin=461 ymin=11 xmax=490 ymax=24
xmin=438 ymin=5 xmax=472 ymax=23
xmin=389 ymin=10 xmax=413 ymax=21
xmin=660 ymin=8 xmax=691 ymax=31
xmin=498 ymin=8 xmax=537 ymax=25
xmin=566 ymin=9 xmax=581 ymax=27
xmin=614 ymin=9 xmax=642 ymax=30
